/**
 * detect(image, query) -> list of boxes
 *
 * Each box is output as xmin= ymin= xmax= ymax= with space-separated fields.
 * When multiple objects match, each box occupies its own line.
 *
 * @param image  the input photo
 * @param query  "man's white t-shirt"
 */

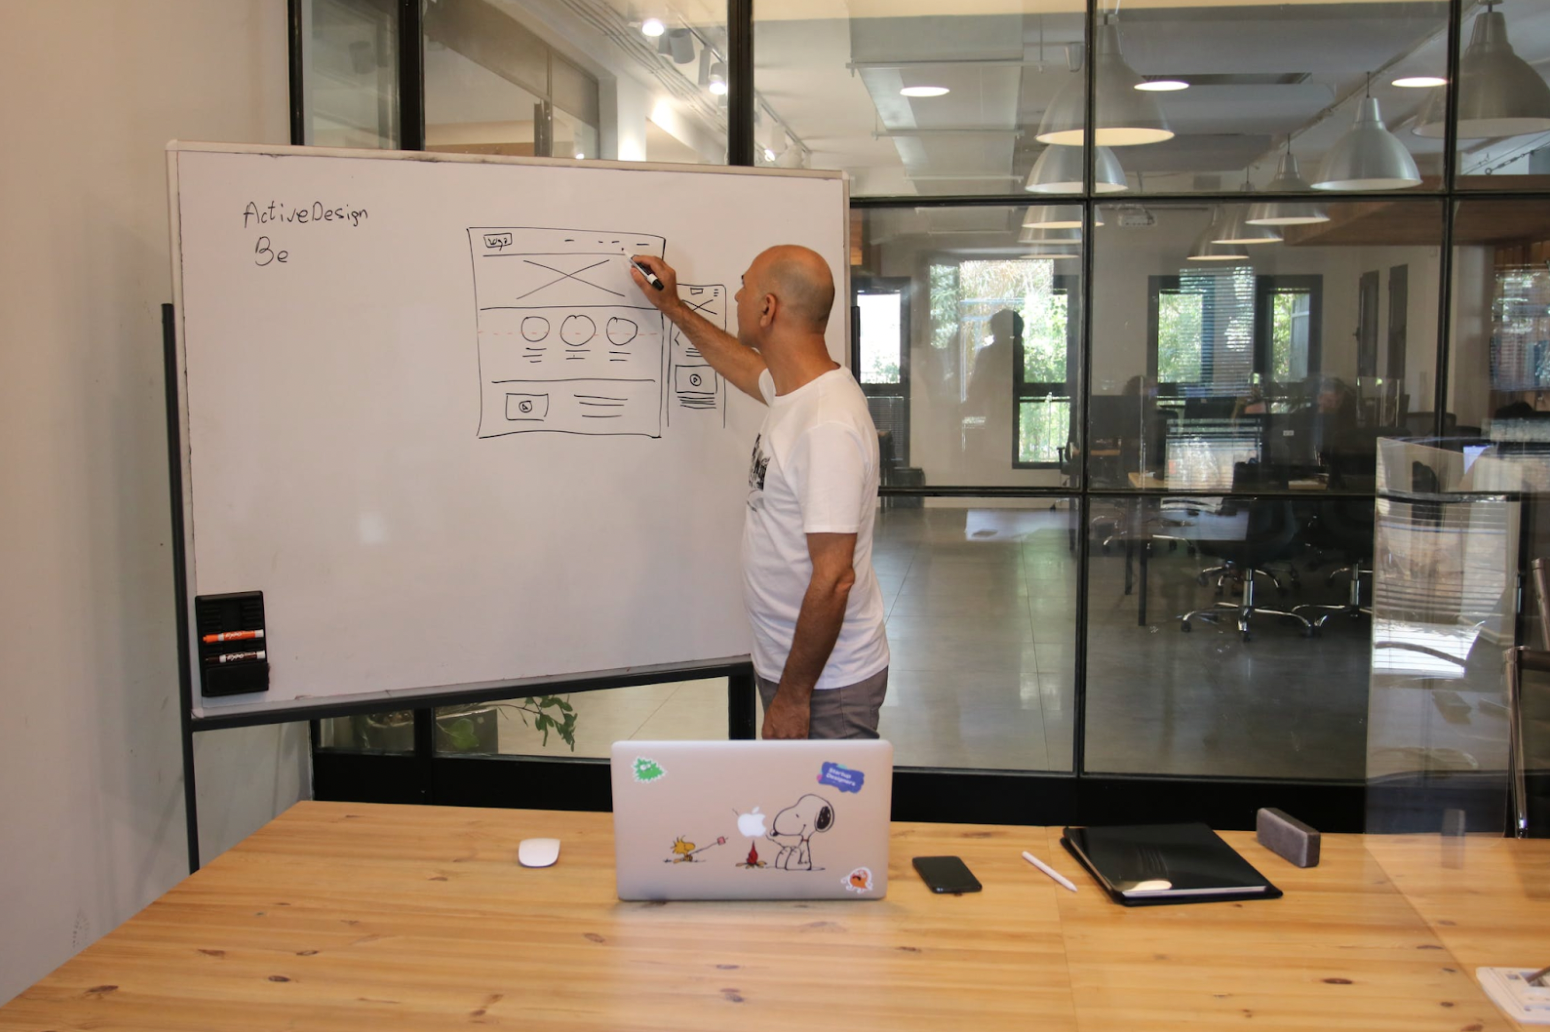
xmin=743 ymin=366 xmax=889 ymax=690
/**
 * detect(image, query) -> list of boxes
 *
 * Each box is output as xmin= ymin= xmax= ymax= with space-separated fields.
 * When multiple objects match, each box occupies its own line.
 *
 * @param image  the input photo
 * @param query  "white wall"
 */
xmin=0 ymin=2 xmax=307 ymax=1005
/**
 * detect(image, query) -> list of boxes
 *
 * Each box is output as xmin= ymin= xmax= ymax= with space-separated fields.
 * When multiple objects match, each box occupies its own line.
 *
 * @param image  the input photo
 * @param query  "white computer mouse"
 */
xmin=518 ymin=837 xmax=561 ymax=868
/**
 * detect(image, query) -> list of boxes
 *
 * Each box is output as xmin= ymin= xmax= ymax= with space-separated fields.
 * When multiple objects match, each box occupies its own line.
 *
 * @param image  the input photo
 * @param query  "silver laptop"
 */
xmin=610 ymin=740 xmax=894 ymax=901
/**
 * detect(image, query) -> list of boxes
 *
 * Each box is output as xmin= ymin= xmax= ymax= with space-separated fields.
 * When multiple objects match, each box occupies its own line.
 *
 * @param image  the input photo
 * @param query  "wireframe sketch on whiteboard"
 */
xmin=669 ymin=283 xmax=728 ymax=428
xmin=470 ymin=227 xmax=667 ymax=437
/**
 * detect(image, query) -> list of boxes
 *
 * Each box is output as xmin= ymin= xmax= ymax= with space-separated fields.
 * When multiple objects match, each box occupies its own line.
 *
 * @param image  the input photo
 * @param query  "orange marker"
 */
xmin=202 ymin=629 xmax=264 ymax=644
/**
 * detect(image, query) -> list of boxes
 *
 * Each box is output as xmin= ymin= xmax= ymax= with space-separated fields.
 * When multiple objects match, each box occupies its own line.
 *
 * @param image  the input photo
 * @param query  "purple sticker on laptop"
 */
xmin=818 ymin=762 xmax=864 ymax=793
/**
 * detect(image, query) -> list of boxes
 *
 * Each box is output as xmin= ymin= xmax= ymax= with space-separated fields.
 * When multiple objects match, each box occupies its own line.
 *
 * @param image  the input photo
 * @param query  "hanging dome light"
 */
xmin=1213 ymin=181 xmax=1282 ymax=245
xmin=1036 ymin=19 xmax=1174 ymax=147
xmin=1415 ymin=1 xmax=1550 ymax=139
xmin=1022 ymin=204 xmax=1104 ymax=229
xmin=1246 ymin=150 xmax=1330 ymax=225
xmin=1018 ymin=225 xmax=1081 ymax=245
xmin=1188 ymin=210 xmax=1250 ymax=261
xmin=1313 ymin=96 xmax=1421 ymax=191
xmin=1024 ymin=144 xmax=1128 ymax=194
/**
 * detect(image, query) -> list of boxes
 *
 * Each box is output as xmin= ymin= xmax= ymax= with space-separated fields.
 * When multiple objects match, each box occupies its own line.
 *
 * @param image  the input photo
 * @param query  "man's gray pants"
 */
xmin=755 ymin=666 xmax=889 ymax=739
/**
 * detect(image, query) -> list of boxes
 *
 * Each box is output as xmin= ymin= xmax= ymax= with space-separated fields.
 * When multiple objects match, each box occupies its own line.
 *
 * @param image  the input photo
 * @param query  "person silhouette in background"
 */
xmin=964 ymin=309 xmax=1021 ymax=477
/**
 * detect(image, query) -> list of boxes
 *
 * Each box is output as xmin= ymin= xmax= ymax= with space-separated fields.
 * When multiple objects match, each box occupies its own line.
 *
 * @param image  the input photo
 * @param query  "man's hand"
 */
xmin=629 ymin=254 xmax=681 ymax=315
xmin=762 ymin=686 xmax=811 ymax=739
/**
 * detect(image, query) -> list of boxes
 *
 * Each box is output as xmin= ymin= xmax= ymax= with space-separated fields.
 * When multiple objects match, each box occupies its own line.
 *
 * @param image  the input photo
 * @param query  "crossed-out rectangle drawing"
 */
xmin=471 ymin=227 xmax=668 ymax=438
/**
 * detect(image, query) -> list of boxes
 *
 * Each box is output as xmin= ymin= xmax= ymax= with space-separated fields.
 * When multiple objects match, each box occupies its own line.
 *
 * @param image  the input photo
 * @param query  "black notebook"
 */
xmin=1061 ymin=823 xmax=1282 ymax=907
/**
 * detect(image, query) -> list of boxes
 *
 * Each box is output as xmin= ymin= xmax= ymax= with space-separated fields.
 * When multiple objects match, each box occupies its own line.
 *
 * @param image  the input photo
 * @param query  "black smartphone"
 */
xmin=912 ymin=855 xmax=982 ymax=894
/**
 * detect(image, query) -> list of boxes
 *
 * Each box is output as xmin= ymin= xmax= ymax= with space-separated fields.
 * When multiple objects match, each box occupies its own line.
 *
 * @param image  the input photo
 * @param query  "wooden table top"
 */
xmin=4 ymin=802 xmax=1546 ymax=1032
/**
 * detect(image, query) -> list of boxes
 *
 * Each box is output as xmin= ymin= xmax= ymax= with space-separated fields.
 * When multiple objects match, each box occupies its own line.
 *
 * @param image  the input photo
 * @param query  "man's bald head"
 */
xmin=751 ymin=245 xmax=835 ymax=333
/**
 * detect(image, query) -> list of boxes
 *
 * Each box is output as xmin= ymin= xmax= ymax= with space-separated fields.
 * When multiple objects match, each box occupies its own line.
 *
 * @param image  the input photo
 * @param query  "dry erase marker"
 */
xmin=631 ymin=258 xmax=665 ymax=290
xmin=205 ymin=650 xmax=266 ymax=664
xmin=202 ymin=629 xmax=264 ymax=644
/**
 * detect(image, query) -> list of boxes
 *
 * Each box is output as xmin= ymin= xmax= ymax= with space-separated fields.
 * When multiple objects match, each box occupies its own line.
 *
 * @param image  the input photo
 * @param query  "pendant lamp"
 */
xmin=1024 ymin=144 xmax=1128 ymax=194
xmin=1415 ymin=1 xmax=1550 ymax=139
xmin=1035 ymin=19 xmax=1173 ymax=147
xmin=1023 ymin=204 xmax=1104 ymax=229
xmin=1246 ymin=149 xmax=1330 ymax=225
xmin=1213 ymin=180 xmax=1282 ymax=245
xmin=1188 ymin=210 xmax=1250 ymax=261
xmin=1313 ymin=88 xmax=1421 ymax=191
xmin=1018 ymin=225 xmax=1081 ymax=245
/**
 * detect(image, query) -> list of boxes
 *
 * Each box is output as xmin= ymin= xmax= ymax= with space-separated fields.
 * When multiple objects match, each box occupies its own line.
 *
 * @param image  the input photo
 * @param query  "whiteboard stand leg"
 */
xmin=413 ymin=708 xmax=435 ymax=803
xmin=728 ymin=667 xmax=757 ymax=740
xmin=163 ymin=302 xmax=201 ymax=873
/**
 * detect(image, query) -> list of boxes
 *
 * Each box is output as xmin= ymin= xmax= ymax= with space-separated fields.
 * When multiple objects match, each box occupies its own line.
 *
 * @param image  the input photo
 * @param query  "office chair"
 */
xmin=1180 ymin=475 xmax=1313 ymax=642
xmin=1293 ymin=499 xmax=1376 ymax=631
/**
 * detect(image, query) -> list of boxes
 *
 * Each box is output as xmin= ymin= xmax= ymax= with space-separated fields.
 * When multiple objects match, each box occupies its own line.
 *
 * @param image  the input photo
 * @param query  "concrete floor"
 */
xmin=468 ymin=504 xmax=1513 ymax=782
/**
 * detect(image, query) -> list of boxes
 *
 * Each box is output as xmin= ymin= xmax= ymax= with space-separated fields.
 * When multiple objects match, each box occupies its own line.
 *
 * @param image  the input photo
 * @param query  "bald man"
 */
xmin=631 ymin=246 xmax=889 ymax=740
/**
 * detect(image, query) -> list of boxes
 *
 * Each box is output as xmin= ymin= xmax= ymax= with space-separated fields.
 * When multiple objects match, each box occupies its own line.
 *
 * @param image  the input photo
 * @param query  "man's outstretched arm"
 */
xmin=630 ymin=255 xmax=767 ymax=402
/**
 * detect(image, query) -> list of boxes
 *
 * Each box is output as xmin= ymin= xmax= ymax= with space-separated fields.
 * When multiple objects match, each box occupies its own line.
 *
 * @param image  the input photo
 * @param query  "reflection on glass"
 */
xmin=440 ymin=679 xmax=728 ymax=758
xmin=1085 ymin=496 xmax=1372 ymax=779
xmin=1364 ymin=439 xmax=1538 ymax=832
xmin=1432 ymin=2 xmax=1550 ymax=186
xmin=1090 ymin=0 xmax=1446 ymax=195
xmin=873 ymin=502 xmax=1077 ymax=772
xmin=417 ymin=0 xmax=724 ymax=164
xmin=1092 ymin=202 xmax=1442 ymax=493
xmin=305 ymin=0 xmax=399 ymax=149
xmin=1449 ymin=201 xmax=1550 ymax=440
xmin=856 ymin=207 xmax=1081 ymax=489
xmin=755 ymin=1 xmax=1085 ymax=195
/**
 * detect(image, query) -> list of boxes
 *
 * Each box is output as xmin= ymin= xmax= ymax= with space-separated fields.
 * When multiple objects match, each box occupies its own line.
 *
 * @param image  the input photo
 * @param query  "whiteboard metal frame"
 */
xmin=165 ymin=140 xmax=849 ymax=724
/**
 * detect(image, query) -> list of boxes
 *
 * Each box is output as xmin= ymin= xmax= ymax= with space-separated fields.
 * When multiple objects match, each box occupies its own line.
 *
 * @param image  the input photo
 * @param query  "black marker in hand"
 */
xmin=631 ymin=258 xmax=665 ymax=291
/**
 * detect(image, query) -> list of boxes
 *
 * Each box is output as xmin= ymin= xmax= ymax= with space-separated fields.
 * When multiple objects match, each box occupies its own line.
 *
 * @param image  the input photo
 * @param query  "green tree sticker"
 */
xmin=633 ymin=757 xmax=665 ymax=783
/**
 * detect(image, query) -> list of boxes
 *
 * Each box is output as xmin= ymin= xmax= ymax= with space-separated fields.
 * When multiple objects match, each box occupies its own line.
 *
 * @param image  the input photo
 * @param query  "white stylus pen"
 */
xmin=1023 ymin=850 xmax=1078 ymax=892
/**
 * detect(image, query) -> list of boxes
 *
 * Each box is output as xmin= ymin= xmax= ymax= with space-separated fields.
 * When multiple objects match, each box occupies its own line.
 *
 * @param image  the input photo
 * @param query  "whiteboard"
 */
xmin=167 ymin=143 xmax=849 ymax=720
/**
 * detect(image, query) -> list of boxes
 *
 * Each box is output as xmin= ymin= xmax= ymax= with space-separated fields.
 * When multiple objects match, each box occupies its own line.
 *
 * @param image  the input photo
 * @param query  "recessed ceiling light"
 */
xmin=1392 ymin=76 xmax=1447 ymax=88
xmin=900 ymin=86 xmax=950 ymax=98
xmin=1136 ymin=80 xmax=1189 ymax=92
xmin=641 ymin=17 xmax=665 ymax=37
xmin=575 ymin=152 xmax=585 ymax=160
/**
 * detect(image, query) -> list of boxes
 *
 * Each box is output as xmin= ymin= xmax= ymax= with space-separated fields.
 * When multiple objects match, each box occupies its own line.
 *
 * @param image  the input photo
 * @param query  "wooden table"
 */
xmin=4 ymin=802 xmax=1546 ymax=1032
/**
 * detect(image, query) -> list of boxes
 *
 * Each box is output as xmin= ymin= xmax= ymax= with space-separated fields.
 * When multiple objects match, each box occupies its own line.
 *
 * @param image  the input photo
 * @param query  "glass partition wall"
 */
xmin=303 ymin=0 xmax=1550 ymax=831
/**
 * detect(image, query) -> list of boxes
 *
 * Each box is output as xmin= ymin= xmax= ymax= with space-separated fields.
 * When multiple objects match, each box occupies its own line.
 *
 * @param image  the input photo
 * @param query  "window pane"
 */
xmin=1454 ymin=4 xmax=1550 ymax=190
xmin=1018 ymin=398 xmax=1070 ymax=465
xmin=754 ymin=1 xmax=1085 ymax=195
xmin=304 ymin=0 xmax=400 ymax=149
xmin=1090 ymin=200 xmax=1443 ymax=493
xmin=1448 ymin=199 xmax=1550 ymax=439
xmin=857 ymin=205 xmax=1083 ymax=487
xmin=1156 ymin=291 xmax=1204 ymax=383
xmin=873 ymin=500 xmax=1078 ymax=772
xmin=436 ymin=679 xmax=729 ymax=758
xmin=1084 ymin=496 xmax=1372 ymax=779
xmin=419 ymin=0 xmax=724 ymax=164
xmin=857 ymin=292 xmax=903 ymax=385
xmin=1092 ymin=0 xmax=1447 ymax=196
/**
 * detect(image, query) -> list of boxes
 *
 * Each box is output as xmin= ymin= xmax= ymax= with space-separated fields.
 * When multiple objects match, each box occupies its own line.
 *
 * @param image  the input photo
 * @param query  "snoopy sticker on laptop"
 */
xmin=612 ymin=741 xmax=893 ymax=901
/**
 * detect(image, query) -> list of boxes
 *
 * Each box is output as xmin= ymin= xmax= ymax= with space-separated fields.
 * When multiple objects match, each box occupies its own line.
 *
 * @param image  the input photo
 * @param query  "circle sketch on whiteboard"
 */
xmin=521 ymin=316 xmax=549 ymax=342
xmin=561 ymin=314 xmax=596 ymax=347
